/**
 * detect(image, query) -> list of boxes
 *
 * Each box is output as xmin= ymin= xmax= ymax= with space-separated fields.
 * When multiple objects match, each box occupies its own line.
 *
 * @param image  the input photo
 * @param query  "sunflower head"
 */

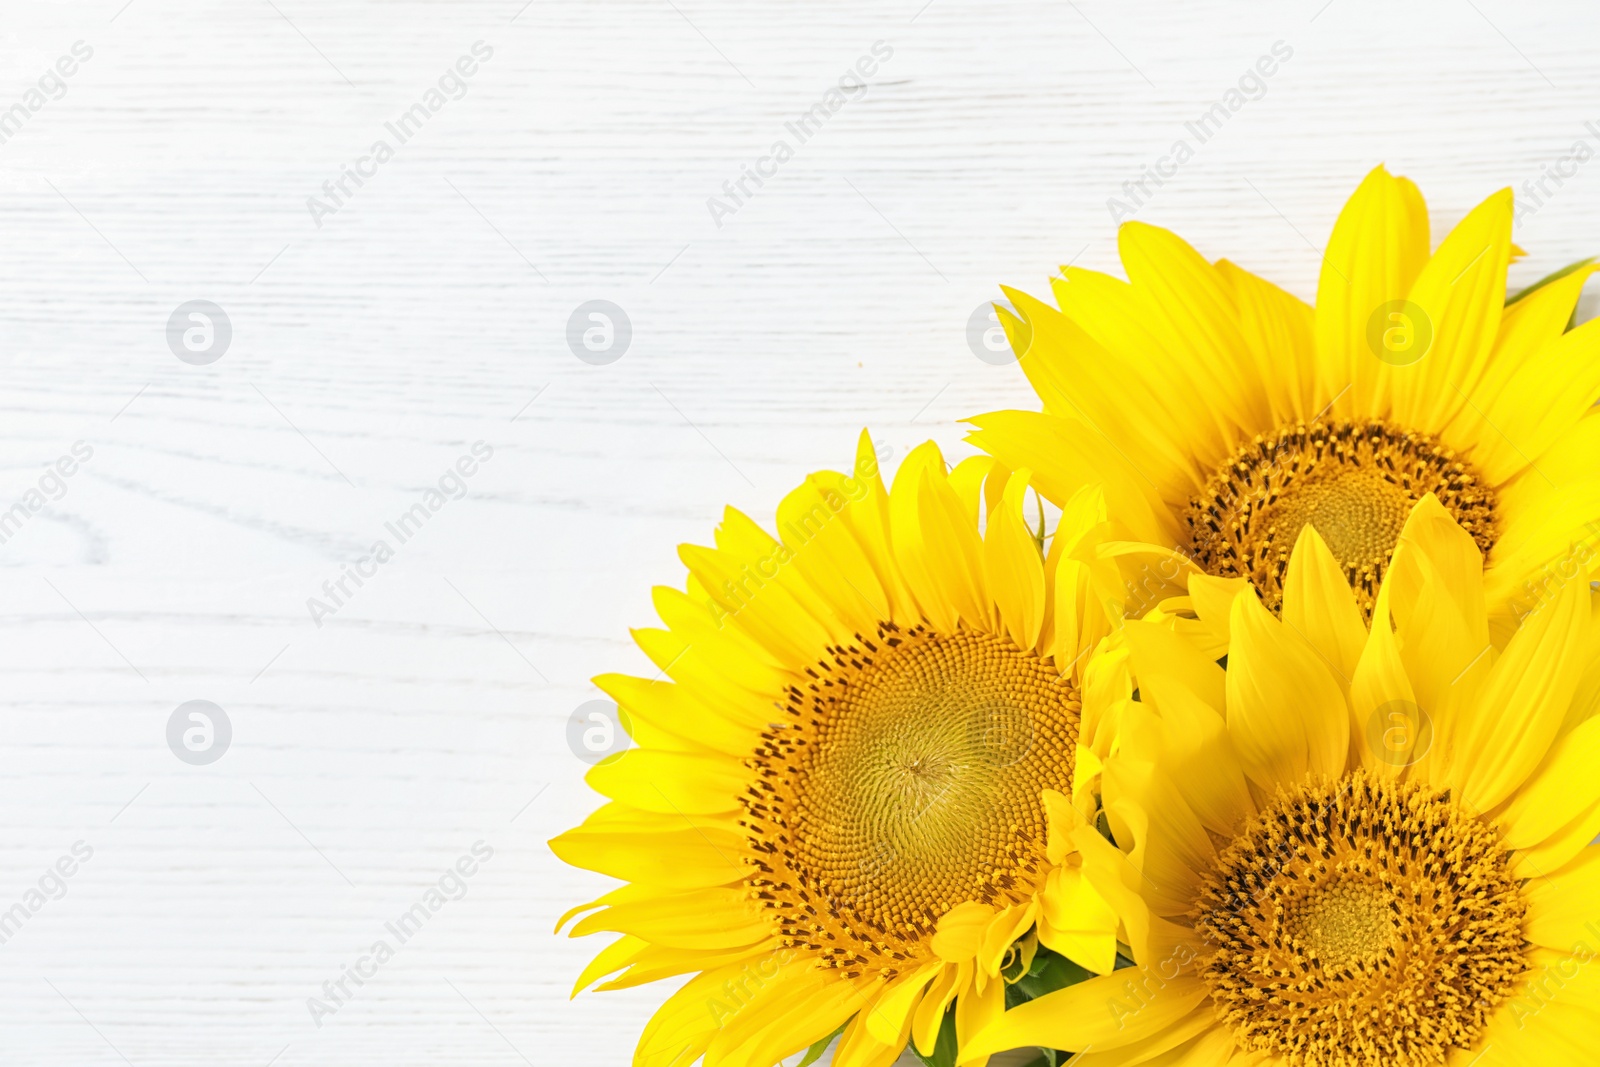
xmin=971 ymin=163 xmax=1600 ymax=630
xmin=747 ymin=620 xmax=1079 ymax=971
xmin=965 ymin=494 xmax=1600 ymax=1067
xmin=551 ymin=432 xmax=1127 ymax=1067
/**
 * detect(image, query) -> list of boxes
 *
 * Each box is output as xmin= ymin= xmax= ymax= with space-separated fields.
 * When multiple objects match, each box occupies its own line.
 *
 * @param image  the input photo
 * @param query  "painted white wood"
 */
xmin=0 ymin=0 xmax=1596 ymax=1063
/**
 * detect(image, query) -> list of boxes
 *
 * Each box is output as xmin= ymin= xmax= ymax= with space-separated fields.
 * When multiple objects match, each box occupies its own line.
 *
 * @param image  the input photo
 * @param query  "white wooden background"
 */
xmin=1 ymin=0 xmax=1598 ymax=1063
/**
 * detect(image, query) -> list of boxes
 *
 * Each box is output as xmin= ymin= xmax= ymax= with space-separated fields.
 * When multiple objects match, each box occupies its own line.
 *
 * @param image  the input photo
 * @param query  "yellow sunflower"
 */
xmin=965 ymin=494 xmax=1600 ymax=1067
xmin=551 ymin=432 xmax=1127 ymax=1067
xmin=972 ymin=164 xmax=1600 ymax=639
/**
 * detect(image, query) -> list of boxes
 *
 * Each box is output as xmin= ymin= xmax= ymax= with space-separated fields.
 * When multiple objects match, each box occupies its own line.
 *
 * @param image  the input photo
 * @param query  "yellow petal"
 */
xmin=1117 ymin=222 xmax=1265 ymax=441
xmin=594 ymin=940 xmax=765 ymax=992
xmin=948 ymin=455 xmax=996 ymax=520
xmin=1314 ymin=165 xmax=1431 ymax=420
xmin=835 ymin=1006 xmax=914 ymax=1067
xmin=679 ymin=537 xmax=828 ymax=664
xmin=571 ymin=934 xmax=648 ymax=996
xmin=1048 ymin=266 xmax=1235 ymax=481
xmin=1125 ymin=617 xmax=1226 ymax=714
xmin=931 ymin=901 xmax=995 ymax=963
xmin=1476 ymin=315 xmax=1600 ymax=484
xmin=971 ymin=405 xmax=1176 ymax=539
xmin=1141 ymin=680 xmax=1256 ymax=839
xmin=704 ymin=963 xmax=864 ymax=1067
xmin=596 ymin=673 xmax=754 ymax=758
xmin=983 ymin=470 xmax=1047 ymax=650
xmin=585 ymin=749 xmax=746 ymax=815
xmin=630 ymin=624 xmax=781 ymax=730
xmin=1348 ymin=581 xmax=1423 ymax=776
xmin=977 ymin=901 xmax=1038 ymax=980
xmin=635 ymin=964 xmax=744 ymax=1067
xmin=1038 ymin=866 xmax=1119 ymax=976
xmin=1393 ymin=187 xmax=1513 ymax=430
xmin=914 ymin=465 xmax=989 ymax=626
xmin=864 ymin=963 xmax=941 ymax=1044
xmin=961 ymin=969 xmax=1209 ymax=1060
xmin=954 ymin=971 xmax=1007 ymax=1067
xmin=888 ymin=443 xmax=961 ymax=630
xmin=549 ymin=823 xmax=745 ymax=890
xmin=1451 ymin=261 xmax=1598 ymax=473
xmin=998 ymin=290 xmax=1201 ymax=505
xmin=1104 ymin=740 xmax=1214 ymax=903
xmin=1513 ymin=796 xmax=1600 ymax=877
xmin=775 ymin=474 xmax=890 ymax=632
xmin=1392 ymin=493 xmax=1490 ymax=637
xmin=1068 ymin=1007 xmax=1220 ymax=1067
xmin=569 ymin=886 xmax=769 ymax=950
xmin=1452 ymin=573 xmax=1590 ymax=811
xmin=1225 ymin=588 xmax=1350 ymax=788
xmin=912 ymin=963 xmax=966 ymax=1054
xmin=1282 ymin=524 xmax=1367 ymax=686
xmin=1185 ymin=574 xmax=1250 ymax=648
xmin=1500 ymin=714 xmax=1600 ymax=851
xmin=1218 ymin=257 xmax=1318 ymax=423
xmin=1524 ymin=846 xmax=1600 ymax=952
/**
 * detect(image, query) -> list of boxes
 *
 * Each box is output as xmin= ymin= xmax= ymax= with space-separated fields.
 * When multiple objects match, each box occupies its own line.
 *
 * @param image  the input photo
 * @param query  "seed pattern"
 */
xmin=1184 ymin=419 xmax=1497 ymax=617
xmin=1194 ymin=771 xmax=1529 ymax=1067
xmin=738 ymin=623 xmax=1079 ymax=979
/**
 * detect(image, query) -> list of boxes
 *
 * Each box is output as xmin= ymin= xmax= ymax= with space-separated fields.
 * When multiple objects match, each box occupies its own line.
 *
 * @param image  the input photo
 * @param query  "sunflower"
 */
xmin=971 ymin=164 xmax=1600 ymax=639
xmin=551 ymin=432 xmax=1127 ymax=1067
xmin=964 ymin=494 xmax=1600 ymax=1067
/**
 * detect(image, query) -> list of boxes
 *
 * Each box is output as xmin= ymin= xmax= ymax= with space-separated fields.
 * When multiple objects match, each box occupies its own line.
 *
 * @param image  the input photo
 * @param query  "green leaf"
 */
xmin=1007 ymin=946 xmax=1092 ymax=1007
xmin=796 ymin=1023 xmax=844 ymax=1067
xmin=1507 ymin=257 xmax=1595 ymax=306
xmin=1000 ymin=939 xmax=1033 ymax=984
xmin=911 ymin=1007 xmax=959 ymax=1067
xmin=1507 ymin=257 xmax=1596 ymax=331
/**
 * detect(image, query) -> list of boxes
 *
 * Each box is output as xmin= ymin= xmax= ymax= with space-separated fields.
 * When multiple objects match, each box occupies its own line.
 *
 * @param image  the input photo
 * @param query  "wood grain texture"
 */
xmin=1 ymin=0 xmax=1597 ymax=1063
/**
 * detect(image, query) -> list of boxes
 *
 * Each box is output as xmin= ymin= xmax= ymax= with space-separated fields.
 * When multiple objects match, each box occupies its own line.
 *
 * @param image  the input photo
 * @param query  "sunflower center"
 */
xmin=1284 ymin=873 xmax=1396 ymax=968
xmin=1193 ymin=771 xmax=1528 ymax=1067
xmin=740 ymin=622 xmax=1078 ymax=978
xmin=1184 ymin=419 xmax=1497 ymax=616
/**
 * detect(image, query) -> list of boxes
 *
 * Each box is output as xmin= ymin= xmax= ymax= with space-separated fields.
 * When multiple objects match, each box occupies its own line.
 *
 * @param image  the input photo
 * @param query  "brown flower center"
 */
xmin=1194 ymin=771 xmax=1528 ymax=1067
xmin=739 ymin=622 xmax=1078 ymax=978
xmin=1184 ymin=419 xmax=1497 ymax=616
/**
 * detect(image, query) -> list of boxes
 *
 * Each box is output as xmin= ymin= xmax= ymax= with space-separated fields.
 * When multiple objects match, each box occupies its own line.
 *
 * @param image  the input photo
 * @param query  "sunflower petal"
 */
xmin=1393 ymin=187 xmax=1513 ymax=430
xmin=1315 ymin=165 xmax=1431 ymax=419
xmin=1225 ymin=588 xmax=1350 ymax=787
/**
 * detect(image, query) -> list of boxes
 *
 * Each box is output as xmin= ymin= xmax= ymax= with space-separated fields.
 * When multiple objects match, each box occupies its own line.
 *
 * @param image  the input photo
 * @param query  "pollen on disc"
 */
xmin=1193 ymin=770 xmax=1528 ymax=1067
xmin=1184 ymin=419 xmax=1497 ymax=617
xmin=738 ymin=623 xmax=1079 ymax=978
